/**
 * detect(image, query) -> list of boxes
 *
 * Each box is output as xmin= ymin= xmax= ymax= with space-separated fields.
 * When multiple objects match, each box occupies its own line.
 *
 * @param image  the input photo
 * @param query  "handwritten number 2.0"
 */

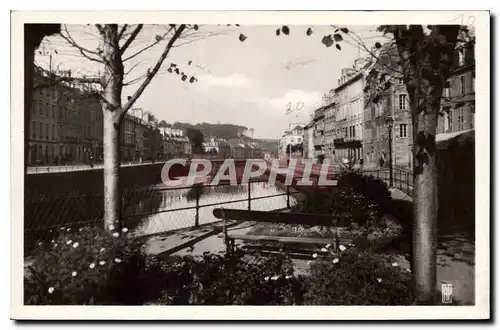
xmin=285 ymin=101 xmax=304 ymax=115
xmin=450 ymin=14 xmax=476 ymax=25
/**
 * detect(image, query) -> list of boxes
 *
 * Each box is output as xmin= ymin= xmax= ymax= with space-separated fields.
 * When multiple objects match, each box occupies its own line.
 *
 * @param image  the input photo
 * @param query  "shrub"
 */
xmin=145 ymin=249 xmax=305 ymax=305
xmin=24 ymin=225 xmax=146 ymax=305
xmin=303 ymin=246 xmax=414 ymax=305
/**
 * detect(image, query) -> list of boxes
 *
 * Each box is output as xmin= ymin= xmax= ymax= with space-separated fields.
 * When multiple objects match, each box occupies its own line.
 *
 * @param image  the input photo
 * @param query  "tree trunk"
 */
xmin=101 ymin=25 xmax=125 ymax=231
xmin=103 ymin=109 xmax=122 ymax=230
xmin=412 ymin=87 xmax=440 ymax=304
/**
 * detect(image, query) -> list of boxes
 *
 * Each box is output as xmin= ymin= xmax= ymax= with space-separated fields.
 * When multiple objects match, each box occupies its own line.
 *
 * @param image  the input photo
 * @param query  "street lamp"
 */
xmin=385 ymin=115 xmax=394 ymax=187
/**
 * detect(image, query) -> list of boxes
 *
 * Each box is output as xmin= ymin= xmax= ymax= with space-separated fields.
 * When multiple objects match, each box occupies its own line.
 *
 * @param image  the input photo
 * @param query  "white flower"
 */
xmin=108 ymin=225 xmax=115 ymax=231
xmin=51 ymin=240 xmax=55 ymax=243
xmin=112 ymin=232 xmax=119 ymax=237
xmin=89 ymin=263 xmax=96 ymax=269
xmin=312 ymin=253 xmax=318 ymax=259
xmin=285 ymin=275 xmax=293 ymax=279
xmin=264 ymin=276 xmax=269 ymax=281
xmin=406 ymin=268 xmax=411 ymax=273
xmin=48 ymin=287 xmax=54 ymax=294
xmin=271 ymin=275 xmax=279 ymax=280
xmin=100 ymin=248 xmax=105 ymax=252
xmin=332 ymin=258 xmax=339 ymax=264
xmin=72 ymin=242 xmax=79 ymax=248
xmin=60 ymin=227 xmax=65 ymax=230
xmin=79 ymin=228 xmax=83 ymax=232
xmin=71 ymin=271 xmax=77 ymax=277
xmin=325 ymin=244 xmax=331 ymax=248
xmin=377 ymin=278 xmax=383 ymax=283
xmin=67 ymin=228 xmax=71 ymax=232
xmin=53 ymin=243 xmax=58 ymax=247
xmin=339 ymin=245 xmax=346 ymax=251
xmin=122 ymin=227 xmax=128 ymax=233
xmin=307 ymin=261 xmax=313 ymax=265
xmin=66 ymin=240 xmax=72 ymax=245
xmin=99 ymin=261 xmax=106 ymax=265
xmin=321 ymin=248 xmax=327 ymax=252
xmin=392 ymin=262 xmax=398 ymax=267
xmin=114 ymin=258 xmax=122 ymax=263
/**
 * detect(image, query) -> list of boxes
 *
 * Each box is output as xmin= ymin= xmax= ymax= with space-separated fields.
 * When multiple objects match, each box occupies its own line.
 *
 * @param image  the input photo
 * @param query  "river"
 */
xmin=127 ymin=179 xmax=299 ymax=236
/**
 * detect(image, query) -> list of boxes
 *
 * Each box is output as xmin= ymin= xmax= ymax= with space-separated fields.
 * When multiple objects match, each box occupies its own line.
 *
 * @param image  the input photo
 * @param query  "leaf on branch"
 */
xmin=384 ymin=81 xmax=392 ymax=90
xmin=175 ymin=68 xmax=180 ymax=74
xmin=193 ymin=25 xmax=199 ymax=31
xmin=276 ymin=28 xmax=280 ymax=36
xmin=188 ymin=60 xmax=192 ymax=65
xmin=373 ymin=95 xmax=380 ymax=104
xmin=374 ymin=42 xmax=382 ymax=49
xmin=333 ymin=33 xmax=343 ymax=42
xmin=170 ymin=63 xmax=177 ymax=67
xmin=189 ymin=76 xmax=196 ymax=83
xmin=282 ymin=26 xmax=290 ymax=35
xmin=155 ymin=35 xmax=162 ymax=42
xmin=306 ymin=27 xmax=313 ymax=36
xmin=181 ymin=75 xmax=187 ymax=81
xmin=336 ymin=44 xmax=341 ymax=50
xmin=322 ymin=35 xmax=334 ymax=47
xmin=340 ymin=28 xmax=349 ymax=34
xmin=235 ymin=24 xmax=240 ymax=27
xmin=334 ymin=29 xmax=339 ymax=33
xmin=167 ymin=67 xmax=173 ymax=73
xmin=239 ymin=33 xmax=247 ymax=42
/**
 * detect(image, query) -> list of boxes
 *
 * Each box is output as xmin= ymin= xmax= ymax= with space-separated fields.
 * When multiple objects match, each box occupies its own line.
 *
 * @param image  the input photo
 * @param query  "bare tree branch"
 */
xmin=118 ymin=24 xmax=128 ymax=40
xmin=120 ymin=24 xmax=143 ymax=55
xmin=120 ymin=24 xmax=186 ymax=116
xmin=60 ymin=25 xmax=104 ymax=64
xmin=122 ymin=26 xmax=175 ymax=62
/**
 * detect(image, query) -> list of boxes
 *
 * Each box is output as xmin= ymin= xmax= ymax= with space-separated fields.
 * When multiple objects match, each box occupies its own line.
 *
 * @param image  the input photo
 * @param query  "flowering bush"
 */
xmin=303 ymin=244 xmax=414 ymax=305
xmin=144 ymin=249 xmax=305 ymax=305
xmin=24 ymin=225 xmax=145 ymax=305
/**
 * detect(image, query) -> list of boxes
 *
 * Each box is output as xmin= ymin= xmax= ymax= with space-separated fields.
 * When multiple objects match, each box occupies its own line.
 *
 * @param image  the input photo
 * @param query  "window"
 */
xmin=53 ymin=125 xmax=56 ymax=140
xmin=472 ymin=72 xmax=475 ymax=92
xmin=399 ymin=124 xmax=408 ymax=138
xmin=448 ymin=113 xmax=453 ymax=132
xmin=39 ymin=123 xmax=43 ymax=139
xmin=399 ymin=78 xmax=404 ymax=85
xmin=352 ymin=125 xmax=356 ymax=138
xmin=458 ymin=107 xmax=465 ymax=131
xmin=399 ymin=94 xmax=406 ymax=110
xmin=459 ymin=76 xmax=466 ymax=95
xmin=46 ymin=123 xmax=49 ymax=140
xmin=444 ymin=81 xmax=451 ymax=98
xmin=458 ymin=47 xmax=465 ymax=66
xmin=32 ymin=121 xmax=36 ymax=138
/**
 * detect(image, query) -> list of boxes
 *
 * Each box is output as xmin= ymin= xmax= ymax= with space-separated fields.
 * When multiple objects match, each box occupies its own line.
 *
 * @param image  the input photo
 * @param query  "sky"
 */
xmin=35 ymin=24 xmax=387 ymax=139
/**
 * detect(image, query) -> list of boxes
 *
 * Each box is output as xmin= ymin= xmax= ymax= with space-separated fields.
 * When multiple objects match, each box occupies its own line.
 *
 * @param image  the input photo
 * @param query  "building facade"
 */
xmin=279 ymin=125 xmax=304 ymax=157
xmin=302 ymin=122 xmax=315 ymax=159
xmin=363 ymin=43 xmax=412 ymax=169
xmin=437 ymin=41 xmax=475 ymax=136
xmin=332 ymin=62 xmax=368 ymax=164
xmin=29 ymin=67 xmax=103 ymax=165
xmin=312 ymin=106 xmax=326 ymax=160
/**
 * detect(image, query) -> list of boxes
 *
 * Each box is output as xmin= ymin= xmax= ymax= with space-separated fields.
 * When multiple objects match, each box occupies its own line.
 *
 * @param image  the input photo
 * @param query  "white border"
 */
xmin=10 ymin=10 xmax=490 ymax=320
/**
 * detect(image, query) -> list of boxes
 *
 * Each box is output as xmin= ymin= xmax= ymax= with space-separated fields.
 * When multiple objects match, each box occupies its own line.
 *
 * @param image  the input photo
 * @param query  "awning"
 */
xmin=436 ymin=129 xmax=474 ymax=150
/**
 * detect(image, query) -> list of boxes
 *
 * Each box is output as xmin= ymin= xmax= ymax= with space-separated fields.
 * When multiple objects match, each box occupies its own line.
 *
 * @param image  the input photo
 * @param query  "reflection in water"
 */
xmin=132 ymin=181 xmax=298 ymax=236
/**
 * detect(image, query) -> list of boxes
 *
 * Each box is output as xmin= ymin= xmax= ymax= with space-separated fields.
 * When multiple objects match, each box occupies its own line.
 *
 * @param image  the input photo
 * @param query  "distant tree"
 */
xmin=187 ymin=127 xmax=204 ymax=154
xmin=158 ymin=120 xmax=168 ymax=135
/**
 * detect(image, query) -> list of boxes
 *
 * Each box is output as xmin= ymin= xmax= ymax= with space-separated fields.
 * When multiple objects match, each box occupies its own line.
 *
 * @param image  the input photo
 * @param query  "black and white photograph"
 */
xmin=10 ymin=10 xmax=490 ymax=320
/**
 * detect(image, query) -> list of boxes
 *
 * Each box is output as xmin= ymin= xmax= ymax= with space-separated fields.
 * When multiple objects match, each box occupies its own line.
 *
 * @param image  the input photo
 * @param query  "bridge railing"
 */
xmin=361 ymin=167 xmax=413 ymax=196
